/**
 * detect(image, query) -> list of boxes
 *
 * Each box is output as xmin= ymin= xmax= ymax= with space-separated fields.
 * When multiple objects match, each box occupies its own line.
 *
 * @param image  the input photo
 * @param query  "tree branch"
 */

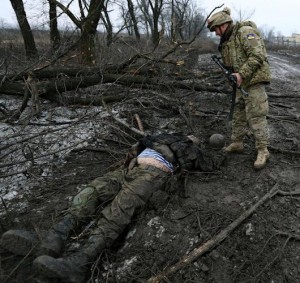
xmin=147 ymin=183 xmax=280 ymax=283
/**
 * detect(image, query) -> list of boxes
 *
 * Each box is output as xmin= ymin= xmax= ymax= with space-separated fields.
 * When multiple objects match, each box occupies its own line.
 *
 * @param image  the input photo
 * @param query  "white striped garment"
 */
xmin=138 ymin=148 xmax=174 ymax=172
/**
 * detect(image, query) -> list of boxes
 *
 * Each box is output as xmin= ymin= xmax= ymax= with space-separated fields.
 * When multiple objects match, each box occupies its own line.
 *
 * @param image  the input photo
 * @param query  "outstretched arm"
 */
xmin=194 ymin=148 xmax=227 ymax=172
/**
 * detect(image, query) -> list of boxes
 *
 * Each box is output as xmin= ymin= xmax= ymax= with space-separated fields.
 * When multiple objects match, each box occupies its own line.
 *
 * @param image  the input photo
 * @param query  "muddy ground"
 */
xmin=0 ymin=51 xmax=300 ymax=283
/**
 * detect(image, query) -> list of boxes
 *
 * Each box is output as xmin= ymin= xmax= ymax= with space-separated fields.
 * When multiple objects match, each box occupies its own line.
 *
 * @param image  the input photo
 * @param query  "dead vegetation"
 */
xmin=0 ymin=33 xmax=300 ymax=283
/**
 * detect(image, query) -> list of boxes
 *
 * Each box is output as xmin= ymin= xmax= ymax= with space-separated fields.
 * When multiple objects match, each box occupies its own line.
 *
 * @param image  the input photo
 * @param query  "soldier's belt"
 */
xmin=137 ymin=157 xmax=172 ymax=173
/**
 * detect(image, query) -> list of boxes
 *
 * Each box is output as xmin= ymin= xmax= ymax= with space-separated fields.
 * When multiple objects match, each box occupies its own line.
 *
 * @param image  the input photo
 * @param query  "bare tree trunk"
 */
xmin=138 ymin=0 xmax=153 ymax=39
xmin=149 ymin=0 xmax=163 ymax=46
xmin=80 ymin=0 xmax=104 ymax=64
xmin=9 ymin=0 xmax=39 ymax=59
xmin=127 ymin=0 xmax=140 ymax=40
xmin=170 ymin=0 xmax=177 ymax=43
xmin=54 ymin=0 xmax=104 ymax=65
xmin=48 ymin=0 xmax=61 ymax=52
xmin=102 ymin=2 xmax=113 ymax=47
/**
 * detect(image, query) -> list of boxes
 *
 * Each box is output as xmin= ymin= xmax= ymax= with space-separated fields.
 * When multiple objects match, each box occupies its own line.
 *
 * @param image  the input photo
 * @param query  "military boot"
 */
xmin=1 ymin=214 xmax=76 ymax=257
xmin=33 ymin=235 xmax=106 ymax=283
xmin=1 ymin=229 xmax=39 ymax=255
xmin=254 ymin=148 xmax=270 ymax=170
xmin=38 ymin=214 xmax=77 ymax=257
xmin=224 ymin=142 xmax=244 ymax=153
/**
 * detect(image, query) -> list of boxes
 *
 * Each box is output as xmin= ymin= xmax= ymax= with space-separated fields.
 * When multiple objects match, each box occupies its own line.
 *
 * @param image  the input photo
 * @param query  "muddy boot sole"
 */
xmin=33 ymin=255 xmax=86 ymax=283
xmin=1 ymin=229 xmax=39 ymax=255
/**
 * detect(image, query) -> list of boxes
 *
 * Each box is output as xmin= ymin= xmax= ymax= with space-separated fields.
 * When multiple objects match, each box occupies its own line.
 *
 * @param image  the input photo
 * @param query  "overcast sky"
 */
xmin=202 ymin=0 xmax=299 ymax=36
xmin=0 ymin=0 xmax=299 ymax=36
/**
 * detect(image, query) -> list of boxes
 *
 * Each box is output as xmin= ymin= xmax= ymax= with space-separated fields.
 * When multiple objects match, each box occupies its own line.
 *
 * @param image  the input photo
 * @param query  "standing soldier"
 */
xmin=207 ymin=7 xmax=271 ymax=169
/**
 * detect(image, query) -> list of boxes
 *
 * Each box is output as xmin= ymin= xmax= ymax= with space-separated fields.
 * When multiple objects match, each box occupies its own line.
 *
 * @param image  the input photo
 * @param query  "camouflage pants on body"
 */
xmin=68 ymin=165 xmax=170 ymax=246
xmin=231 ymin=84 xmax=269 ymax=149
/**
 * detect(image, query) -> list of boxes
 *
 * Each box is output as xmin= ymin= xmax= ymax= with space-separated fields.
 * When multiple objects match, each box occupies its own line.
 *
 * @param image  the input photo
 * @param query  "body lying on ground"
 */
xmin=1 ymin=133 xmax=226 ymax=283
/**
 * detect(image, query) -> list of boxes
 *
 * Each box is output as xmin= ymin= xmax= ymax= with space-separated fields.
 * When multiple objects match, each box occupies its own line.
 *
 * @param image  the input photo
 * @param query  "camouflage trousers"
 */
xmin=68 ymin=165 xmax=170 ymax=246
xmin=231 ymin=84 xmax=269 ymax=149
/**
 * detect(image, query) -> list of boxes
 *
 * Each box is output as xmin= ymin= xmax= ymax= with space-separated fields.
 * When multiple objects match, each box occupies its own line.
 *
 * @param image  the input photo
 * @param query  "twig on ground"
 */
xmin=0 ymin=163 xmax=33 ymax=178
xmin=0 ymin=140 xmax=85 ymax=170
xmin=274 ymin=230 xmax=300 ymax=241
xmin=3 ymin=247 xmax=36 ymax=283
xmin=269 ymin=146 xmax=300 ymax=155
xmin=179 ymin=106 xmax=194 ymax=133
xmin=134 ymin=114 xmax=144 ymax=134
xmin=253 ymin=235 xmax=291 ymax=281
xmin=102 ymin=99 xmax=146 ymax=137
xmin=73 ymin=145 xmax=125 ymax=154
xmin=276 ymin=189 xmax=300 ymax=196
xmin=8 ymin=76 xmax=31 ymax=121
xmin=146 ymin=183 xmax=280 ymax=283
xmin=0 ymin=197 xmax=9 ymax=215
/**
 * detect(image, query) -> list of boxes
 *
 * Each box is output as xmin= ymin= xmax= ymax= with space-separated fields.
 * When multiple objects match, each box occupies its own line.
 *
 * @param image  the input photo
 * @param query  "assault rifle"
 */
xmin=211 ymin=55 xmax=248 ymax=121
xmin=211 ymin=55 xmax=248 ymax=97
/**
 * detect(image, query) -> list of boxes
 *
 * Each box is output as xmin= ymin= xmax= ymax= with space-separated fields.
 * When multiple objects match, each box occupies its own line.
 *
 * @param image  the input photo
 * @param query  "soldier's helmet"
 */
xmin=207 ymin=7 xmax=233 ymax=32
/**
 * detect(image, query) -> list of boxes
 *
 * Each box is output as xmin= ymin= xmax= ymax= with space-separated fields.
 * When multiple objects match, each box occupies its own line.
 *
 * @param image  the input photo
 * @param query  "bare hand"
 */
xmin=232 ymin=73 xmax=243 ymax=86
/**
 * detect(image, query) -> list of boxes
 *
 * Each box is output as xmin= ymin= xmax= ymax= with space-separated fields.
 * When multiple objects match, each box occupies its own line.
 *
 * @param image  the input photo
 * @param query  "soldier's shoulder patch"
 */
xmin=246 ymin=33 xmax=256 ymax=40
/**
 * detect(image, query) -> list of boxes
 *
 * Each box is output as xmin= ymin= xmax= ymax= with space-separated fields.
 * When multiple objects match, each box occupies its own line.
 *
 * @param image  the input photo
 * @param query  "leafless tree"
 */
xmin=149 ymin=0 xmax=164 ymax=46
xmin=54 ymin=0 xmax=104 ymax=65
xmin=170 ymin=0 xmax=190 ymax=42
xmin=48 ymin=0 xmax=61 ymax=52
xmin=233 ymin=6 xmax=255 ymax=22
xmin=137 ymin=0 xmax=164 ymax=46
xmin=127 ymin=0 xmax=140 ymax=40
xmin=182 ymin=1 xmax=205 ymax=39
xmin=137 ymin=0 xmax=152 ymax=37
xmin=9 ymin=0 xmax=39 ymax=59
xmin=259 ymin=25 xmax=275 ymax=42
xmin=101 ymin=0 xmax=114 ymax=46
xmin=186 ymin=11 xmax=205 ymax=39
xmin=163 ymin=0 xmax=205 ymax=42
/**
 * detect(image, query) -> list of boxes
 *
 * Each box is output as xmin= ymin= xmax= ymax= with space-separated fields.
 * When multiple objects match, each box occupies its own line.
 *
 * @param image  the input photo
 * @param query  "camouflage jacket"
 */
xmin=137 ymin=133 xmax=226 ymax=172
xmin=219 ymin=21 xmax=271 ymax=88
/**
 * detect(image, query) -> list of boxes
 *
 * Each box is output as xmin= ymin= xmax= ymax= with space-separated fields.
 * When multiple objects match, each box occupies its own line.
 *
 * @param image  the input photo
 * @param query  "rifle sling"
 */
xmin=229 ymin=84 xmax=237 ymax=121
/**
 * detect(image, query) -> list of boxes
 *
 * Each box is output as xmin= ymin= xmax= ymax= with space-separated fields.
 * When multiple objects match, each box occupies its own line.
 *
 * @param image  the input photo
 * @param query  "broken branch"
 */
xmin=147 ymin=183 xmax=280 ymax=283
xmin=102 ymin=99 xmax=146 ymax=137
